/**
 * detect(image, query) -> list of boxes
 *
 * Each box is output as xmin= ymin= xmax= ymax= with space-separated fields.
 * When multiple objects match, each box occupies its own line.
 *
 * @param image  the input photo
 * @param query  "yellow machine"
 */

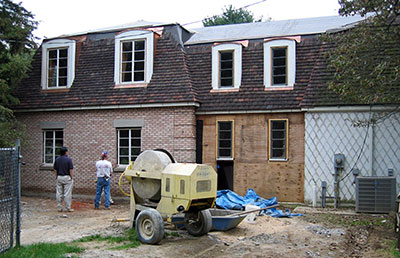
xmin=123 ymin=149 xmax=217 ymax=244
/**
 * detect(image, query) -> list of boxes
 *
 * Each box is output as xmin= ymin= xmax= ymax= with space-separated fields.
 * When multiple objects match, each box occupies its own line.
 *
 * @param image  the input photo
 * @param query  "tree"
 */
xmin=0 ymin=0 xmax=38 ymax=146
xmin=323 ymin=0 xmax=400 ymax=105
xmin=203 ymin=5 xmax=263 ymax=27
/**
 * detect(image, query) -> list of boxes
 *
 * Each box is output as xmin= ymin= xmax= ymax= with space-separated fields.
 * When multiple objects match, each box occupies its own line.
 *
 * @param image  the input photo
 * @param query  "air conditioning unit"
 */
xmin=356 ymin=176 xmax=396 ymax=213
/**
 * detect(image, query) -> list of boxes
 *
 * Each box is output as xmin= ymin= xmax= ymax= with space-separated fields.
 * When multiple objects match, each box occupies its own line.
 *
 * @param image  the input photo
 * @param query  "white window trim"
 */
xmin=117 ymin=128 xmax=142 ymax=165
xmin=114 ymin=30 xmax=154 ymax=86
xmin=212 ymin=44 xmax=242 ymax=90
xmin=41 ymin=39 xmax=76 ymax=89
xmin=264 ymin=39 xmax=295 ymax=89
xmin=42 ymin=129 xmax=63 ymax=164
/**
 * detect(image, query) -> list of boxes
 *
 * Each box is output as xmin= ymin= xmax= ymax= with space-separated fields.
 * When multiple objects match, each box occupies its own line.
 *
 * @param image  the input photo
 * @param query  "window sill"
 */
xmin=114 ymin=83 xmax=148 ymax=89
xmin=39 ymin=164 xmax=54 ymax=171
xmin=216 ymin=157 xmax=234 ymax=161
xmin=265 ymin=86 xmax=294 ymax=91
xmin=210 ymin=88 xmax=240 ymax=93
xmin=268 ymin=158 xmax=288 ymax=162
xmin=41 ymin=88 xmax=71 ymax=93
xmin=113 ymin=165 xmax=128 ymax=173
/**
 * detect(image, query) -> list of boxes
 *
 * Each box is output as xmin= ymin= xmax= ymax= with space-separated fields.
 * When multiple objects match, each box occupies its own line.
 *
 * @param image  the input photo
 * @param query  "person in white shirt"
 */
xmin=94 ymin=151 xmax=113 ymax=209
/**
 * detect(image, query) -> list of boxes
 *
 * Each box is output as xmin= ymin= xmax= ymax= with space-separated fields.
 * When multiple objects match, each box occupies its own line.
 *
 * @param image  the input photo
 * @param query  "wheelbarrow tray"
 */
xmin=172 ymin=208 xmax=246 ymax=231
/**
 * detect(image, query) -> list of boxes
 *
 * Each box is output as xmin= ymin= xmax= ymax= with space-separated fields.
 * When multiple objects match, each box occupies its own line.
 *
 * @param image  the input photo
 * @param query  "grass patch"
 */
xmin=74 ymin=228 xmax=140 ymax=250
xmin=0 ymin=242 xmax=83 ymax=258
xmin=389 ymin=240 xmax=400 ymax=258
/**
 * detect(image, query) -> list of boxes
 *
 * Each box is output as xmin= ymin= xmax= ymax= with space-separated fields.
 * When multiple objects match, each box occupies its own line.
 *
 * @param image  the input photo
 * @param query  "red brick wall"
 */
xmin=16 ymin=107 xmax=196 ymax=197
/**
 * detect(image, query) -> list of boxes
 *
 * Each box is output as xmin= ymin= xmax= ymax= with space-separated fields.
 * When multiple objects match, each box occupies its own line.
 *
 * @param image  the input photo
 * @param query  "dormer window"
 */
xmin=271 ymin=47 xmax=287 ymax=85
xmin=212 ymin=44 xmax=242 ymax=90
xmin=264 ymin=39 xmax=295 ymax=89
xmin=115 ymin=30 xmax=154 ymax=86
xmin=41 ymin=39 xmax=76 ymax=89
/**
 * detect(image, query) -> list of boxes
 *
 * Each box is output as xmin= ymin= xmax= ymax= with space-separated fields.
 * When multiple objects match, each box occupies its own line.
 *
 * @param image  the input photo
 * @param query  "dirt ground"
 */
xmin=20 ymin=196 xmax=397 ymax=258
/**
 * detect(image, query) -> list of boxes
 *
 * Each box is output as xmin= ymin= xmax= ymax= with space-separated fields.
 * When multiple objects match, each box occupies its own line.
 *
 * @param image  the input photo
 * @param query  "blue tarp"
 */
xmin=216 ymin=189 xmax=303 ymax=218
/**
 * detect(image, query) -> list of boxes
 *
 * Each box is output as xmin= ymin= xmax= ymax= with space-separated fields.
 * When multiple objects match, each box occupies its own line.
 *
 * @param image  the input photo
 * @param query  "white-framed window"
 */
xmin=41 ymin=39 xmax=76 ymax=89
xmin=117 ymin=128 xmax=141 ymax=165
xmin=212 ymin=44 xmax=242 ymax=90
xmin=114 ymin=30 xmax=154 ymax=85
xmin=43 ymin=130 xmax=63 ymax=164
xmin=268 ymin=119 xmax=288 ymax=161
xmin=264 ymin=39 xmax=295 ymax=88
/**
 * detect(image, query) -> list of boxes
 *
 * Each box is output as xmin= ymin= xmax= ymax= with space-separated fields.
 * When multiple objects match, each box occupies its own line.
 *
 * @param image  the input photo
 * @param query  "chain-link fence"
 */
xmin=0 ymin=140 xmax=21 ymax=254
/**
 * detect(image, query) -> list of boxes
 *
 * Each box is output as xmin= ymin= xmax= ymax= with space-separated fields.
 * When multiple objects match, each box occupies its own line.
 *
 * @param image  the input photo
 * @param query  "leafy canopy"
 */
xmin=203 ymin=5 xmax=262 ymax=27
xmin=324 ymin=0 xmax=400 ymax=104
xmin=0 ymin=0 xmax=38 ymax=147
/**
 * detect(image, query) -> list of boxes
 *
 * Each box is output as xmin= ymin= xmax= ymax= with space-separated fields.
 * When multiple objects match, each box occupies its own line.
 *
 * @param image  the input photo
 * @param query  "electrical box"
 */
xmin=333 ymin=153 xmax=345 ymax=169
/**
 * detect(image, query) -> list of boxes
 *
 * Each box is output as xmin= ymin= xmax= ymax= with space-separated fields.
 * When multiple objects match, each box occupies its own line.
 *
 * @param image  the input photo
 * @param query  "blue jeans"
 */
xmin=95 ymin=177 xmax=110 ymax=208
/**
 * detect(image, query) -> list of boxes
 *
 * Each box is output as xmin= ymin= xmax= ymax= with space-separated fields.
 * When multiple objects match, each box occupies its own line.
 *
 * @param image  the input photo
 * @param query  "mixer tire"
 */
xmin=136 ymin=209 xmax=164 ymax=244
xmin=184 ymin=209 xmax=212 ymax=236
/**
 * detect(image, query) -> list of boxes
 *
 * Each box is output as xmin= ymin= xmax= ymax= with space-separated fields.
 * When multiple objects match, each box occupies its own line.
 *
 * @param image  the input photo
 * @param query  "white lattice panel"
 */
xmin=304 ymin=111 xmax=400 ymax=204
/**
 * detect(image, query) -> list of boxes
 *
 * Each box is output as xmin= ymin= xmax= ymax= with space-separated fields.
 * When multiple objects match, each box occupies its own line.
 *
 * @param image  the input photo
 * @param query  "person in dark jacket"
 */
xmin=53 ymin=146 xmax=74 ymax=212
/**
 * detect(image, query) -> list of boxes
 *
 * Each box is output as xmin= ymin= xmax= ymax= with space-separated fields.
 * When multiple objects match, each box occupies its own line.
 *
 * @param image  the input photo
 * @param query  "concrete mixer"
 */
xmin=123 ymin=149 xmax=217 ymax=244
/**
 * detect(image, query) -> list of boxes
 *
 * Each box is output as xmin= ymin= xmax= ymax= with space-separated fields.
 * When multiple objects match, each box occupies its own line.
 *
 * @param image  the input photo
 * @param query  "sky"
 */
xmin=20 ymin=0 xmax=341 ymax=41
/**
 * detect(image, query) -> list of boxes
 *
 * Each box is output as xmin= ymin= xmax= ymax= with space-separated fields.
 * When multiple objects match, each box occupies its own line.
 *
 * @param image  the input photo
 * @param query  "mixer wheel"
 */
xmin=184 ymin=209 xmax=212 ymax=236
xmin=136 ymin=209 xmax=164 ymax=244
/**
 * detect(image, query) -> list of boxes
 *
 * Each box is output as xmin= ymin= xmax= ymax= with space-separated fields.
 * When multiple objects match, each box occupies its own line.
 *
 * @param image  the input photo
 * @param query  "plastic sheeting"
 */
xmin=216 ymin=189 xmax=303 ymax=218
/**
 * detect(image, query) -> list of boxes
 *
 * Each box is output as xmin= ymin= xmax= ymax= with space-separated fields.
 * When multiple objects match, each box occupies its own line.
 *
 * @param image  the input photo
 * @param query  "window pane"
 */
xmin=120 ymin=139 xmax=129 ymax=146
xmin=134 ymin=72 xmax=144 ymax=81
xmin=55 ymin=147 xmax=61 ymax=156
xmin=45 ymin=156 xmax=53 ymax=163
xmin=45 ymin=131 xmax=53 ymax=138
xmin=135 ymin=40 xmax=145 ymax=50
xmin=45 ymin=147 xmax=53 ymax=155
xmin=220 ymin=51 xmax=233 ymax=60
xmin=122 ymin=72 xmax=132 ymax=82
xmin=59 ymin=49 xmax=68 ymax=58
xmin=272 ymin=121 xmax=285 ymax=130
xmin=120 ymin=157 xmax=129 ymax=165
xmin=221 ymin=70 xmax=232 ymax=78
xmin=120 ymin=148 xmax=129 ymax=155
xmin=122 ymin=42 xmax=132 ymax=51
xmin=272 ymin=149 xmax=284 ymax=158
xmin=219 ymin=131 xmax=231 ymax=139
xmin=49 ymin=50 xmax=57 ymax=59
xmin=132 ymin=129 xmax=141 ymax=137
xmin=45 ymin=139 xmax=53 ymax=146
xmin=58 ymin=77 xmax=67 ymax=86
xmin=272 ymin=131 xmax=285 ymax=139
xmin=273 ymin=48 xmax=286 ymax=57
xmin=134 ymin=51 xmax=145 ymax=61
xmin=219 ymin=139 xmax=231 ymax=148
xmin=132 ymin=148 xmax=141 ymax=156
xmin=122 ymin=62 xmax=132 ymax=73
xmin=219 ymin=122 xmax=232 ymax=131
xmin=221 ymin=60 xmax=233 ymax=69
xmin=131 ymin=139 xmax=141 ymax=147
xmin=58 ymin=67 xmax=67 ymax=76
xmin=48 ymin=59 xmax=57 ymax=69
xmin=273 ymin=57 xmax=286 ymax=66
xmin=55 ymin=139 xmax=63 ymax=147
xmin=122 ymin=52 xmax=132 ymax=62
xmin=55 ymin=131 xmax=63 ymax=138
xmin=221 ymin=78 xmax=233 ymax=87
xmin=219 ymin=149 xmax=231 ymax=157
xmin=119 ymin=130 xmax=129 ymax=137
xmin=273 ymin=76 xmax=286 ymax=85
xmin=134 ymin=61 xmax=144 ymax=71
xmin=272 ymin=140 xmax=285 ymax=148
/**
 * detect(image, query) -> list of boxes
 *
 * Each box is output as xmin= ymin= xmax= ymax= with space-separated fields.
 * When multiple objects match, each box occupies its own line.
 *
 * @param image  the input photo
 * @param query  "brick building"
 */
xmin=15 ymin=16 xmax=368 ymax=202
